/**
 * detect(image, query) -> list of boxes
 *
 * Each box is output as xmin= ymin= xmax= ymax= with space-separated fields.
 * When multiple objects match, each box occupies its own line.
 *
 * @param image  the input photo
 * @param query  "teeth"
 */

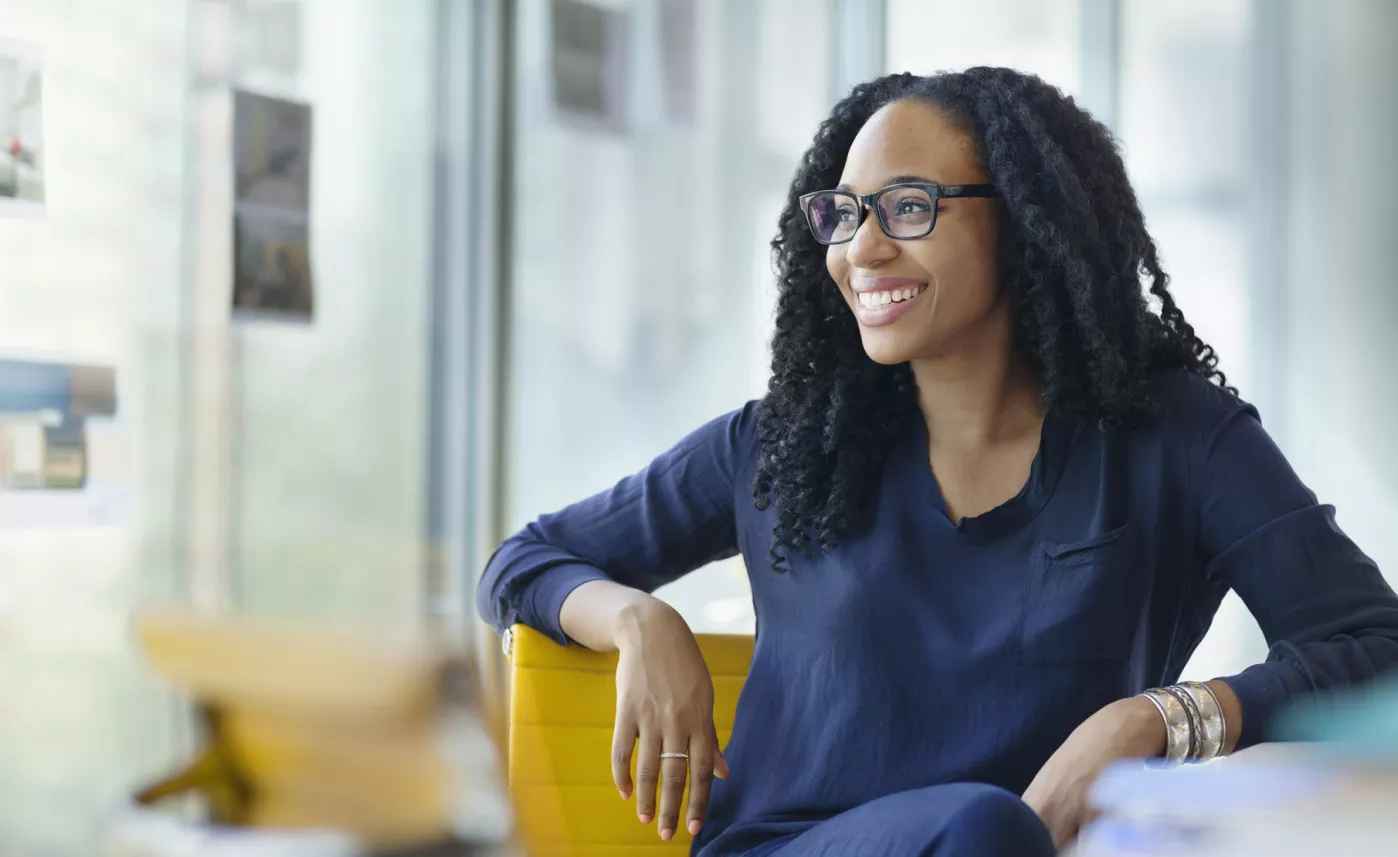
xmin=858 ymin=285 xmax=923 ymax=309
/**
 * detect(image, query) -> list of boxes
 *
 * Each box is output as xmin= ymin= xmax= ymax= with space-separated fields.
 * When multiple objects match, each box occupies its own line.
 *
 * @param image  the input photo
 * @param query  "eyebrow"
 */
xmin=834 ymin=174 xmax=940 ymax=194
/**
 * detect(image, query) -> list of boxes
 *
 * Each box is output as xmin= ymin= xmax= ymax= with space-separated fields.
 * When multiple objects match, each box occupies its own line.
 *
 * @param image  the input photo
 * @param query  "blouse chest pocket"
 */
xmin=1016 ymin=523 xmax=1145 ymax=665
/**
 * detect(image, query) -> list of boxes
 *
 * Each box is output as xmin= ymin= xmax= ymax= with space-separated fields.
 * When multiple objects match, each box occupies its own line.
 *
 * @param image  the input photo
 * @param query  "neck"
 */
xmin=909 ymin=307 xmax=1043 ymax=447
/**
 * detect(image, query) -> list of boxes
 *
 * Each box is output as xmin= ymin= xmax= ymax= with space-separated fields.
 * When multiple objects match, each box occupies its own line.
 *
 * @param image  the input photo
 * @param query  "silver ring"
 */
xmin=659 ymin=752 xmax=689 ymax=760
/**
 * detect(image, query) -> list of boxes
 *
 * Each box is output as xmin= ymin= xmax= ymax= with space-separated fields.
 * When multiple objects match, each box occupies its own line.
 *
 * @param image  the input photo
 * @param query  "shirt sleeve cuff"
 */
xmin=524 ymin=562 xmax=613 ymax=647
xmin=1216 ymin=663 xmax=1298 ymax=750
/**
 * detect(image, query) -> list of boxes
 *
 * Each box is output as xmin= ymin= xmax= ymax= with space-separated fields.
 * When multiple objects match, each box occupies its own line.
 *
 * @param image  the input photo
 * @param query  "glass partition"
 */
xmin=503 ymin=0 xmax=840 ymax=634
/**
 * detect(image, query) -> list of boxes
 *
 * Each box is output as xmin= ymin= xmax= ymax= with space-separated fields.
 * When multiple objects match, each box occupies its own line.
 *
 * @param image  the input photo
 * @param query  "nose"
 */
xmin=843 ymin=205 xmax=897 ymax=269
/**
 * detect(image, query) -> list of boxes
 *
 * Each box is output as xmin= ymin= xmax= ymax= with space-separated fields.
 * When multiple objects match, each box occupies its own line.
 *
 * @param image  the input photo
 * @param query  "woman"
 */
xmin=478 ymin=68 xmax=1398 ymax=855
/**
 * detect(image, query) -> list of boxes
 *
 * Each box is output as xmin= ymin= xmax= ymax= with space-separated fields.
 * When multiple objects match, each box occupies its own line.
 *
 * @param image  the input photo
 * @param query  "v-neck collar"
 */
xmin=897 ymin=405 xmax=1075 ymax=542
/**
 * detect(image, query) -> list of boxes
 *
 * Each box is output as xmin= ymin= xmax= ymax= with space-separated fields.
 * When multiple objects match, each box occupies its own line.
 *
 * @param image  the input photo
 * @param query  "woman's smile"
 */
xmin=852 ymin=277 xmax=929 ymax=327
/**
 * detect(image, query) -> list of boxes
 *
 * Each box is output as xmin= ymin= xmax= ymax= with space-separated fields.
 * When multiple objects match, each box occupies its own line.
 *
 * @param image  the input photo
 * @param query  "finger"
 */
xmin=684 ymin=732 xmax=716 ymax=837
xmin=656 ymin=736 xmax=690 ymax=841
xmin=711 ymin=723 xmax=730 ymax=780
xmin=634 ymin=729 xmax=662 ymax=825
xmin=611 ymin=712 xmax=637 ymax=800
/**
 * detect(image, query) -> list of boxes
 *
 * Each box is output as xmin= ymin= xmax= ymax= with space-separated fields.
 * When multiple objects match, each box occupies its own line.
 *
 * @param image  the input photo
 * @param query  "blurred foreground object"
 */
xmin=1272 ymin=674 xmax=1398 ymax=757
xmin=118 ymin=608 xmax=521 ymax=857
xmin=1073 ymin=743 xmax=1398 ymax=856
xmin=504 ymin=624 xmax=752 ymax=856
xmin=1075 ymin=679 xmax=1398 ymax=855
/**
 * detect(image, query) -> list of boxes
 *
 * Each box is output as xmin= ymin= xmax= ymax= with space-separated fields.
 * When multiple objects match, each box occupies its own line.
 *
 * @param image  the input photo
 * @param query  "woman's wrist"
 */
xmin=1132 ymin=680 xmax=1239 ymax=763
xmin=612 ymin=594 xmax=682 ymax=651
xmin=1111 ymin=695 xmax=1169 ymax=759
xmin=559 ymin=580 xmax=676 ymax=652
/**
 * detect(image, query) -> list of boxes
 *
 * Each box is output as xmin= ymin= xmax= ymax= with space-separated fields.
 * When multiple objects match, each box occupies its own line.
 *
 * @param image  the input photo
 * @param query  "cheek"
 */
xmin=933 ymin=253 xmax=994 ymax=296
xmin=918 ymin=233 xmax=999 ymax=307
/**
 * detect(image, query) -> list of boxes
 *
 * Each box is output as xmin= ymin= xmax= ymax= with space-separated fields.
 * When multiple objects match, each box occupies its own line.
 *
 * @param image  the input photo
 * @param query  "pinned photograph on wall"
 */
xmin=0 ymin=356 xmax=128 ymax=527
xmin=232 ymin=209 xmax=313 ymax=318
xmin=232 ymin=89 xmax=313 ymax=321
xmin=0 ymin=36 xmax=45 ymax=219
xmin=549 ymin=0 xmax=630 ymax=133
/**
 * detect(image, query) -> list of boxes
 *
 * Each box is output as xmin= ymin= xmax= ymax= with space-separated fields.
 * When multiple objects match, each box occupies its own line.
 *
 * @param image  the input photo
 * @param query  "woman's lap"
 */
xmin=762 ymin=782 xmax=1054 ymax=857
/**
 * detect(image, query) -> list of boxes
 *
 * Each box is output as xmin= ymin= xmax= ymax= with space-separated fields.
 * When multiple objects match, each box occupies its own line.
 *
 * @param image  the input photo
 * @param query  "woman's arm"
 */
xmin=1200 ymin=404 xmax=1398 ymax=748
xmin=1026 ymin=399 xmax=1396 ymax=848
xmin=475 ymin=401 xmax=760 ymax=646
xmin=478 ymin=403 xmax=760 ymax=841
xmin=557 ymin=578 xmax=671 ymax=652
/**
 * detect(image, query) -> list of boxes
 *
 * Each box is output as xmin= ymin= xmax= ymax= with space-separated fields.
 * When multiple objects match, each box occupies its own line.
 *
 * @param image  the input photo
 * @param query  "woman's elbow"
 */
xmin=474 ymin=543 xmax=517 ymax=634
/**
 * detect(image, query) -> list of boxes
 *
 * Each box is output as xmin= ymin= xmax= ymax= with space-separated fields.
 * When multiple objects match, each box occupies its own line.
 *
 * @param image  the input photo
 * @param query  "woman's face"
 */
xmin=825 ymin=99 xmax=1003 ymax=366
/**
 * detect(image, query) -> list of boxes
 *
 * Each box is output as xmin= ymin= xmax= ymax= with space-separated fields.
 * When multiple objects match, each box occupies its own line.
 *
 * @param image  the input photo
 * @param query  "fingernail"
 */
xmin=639 ymin=813 xmax=652 ymax=824
xmin=660 ymin=828 xmax=674 ymax=841
xmin=688 ymin=820 xmax=702 ymax=835
xmin=618 ymin=788 xmax=630 ymax=801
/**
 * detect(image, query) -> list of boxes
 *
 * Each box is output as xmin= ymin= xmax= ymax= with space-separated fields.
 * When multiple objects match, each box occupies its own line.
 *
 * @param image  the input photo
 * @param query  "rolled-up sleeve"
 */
xmin=476 ymin=401 xmax=760 ymax=646
xmin=1199 ymin=404 xmax=1398 ymax=747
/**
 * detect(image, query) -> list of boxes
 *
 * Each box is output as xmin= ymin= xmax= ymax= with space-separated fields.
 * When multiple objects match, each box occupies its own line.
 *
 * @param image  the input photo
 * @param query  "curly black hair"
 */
xmin=751 ymin=67 xmax=1230 ymax=568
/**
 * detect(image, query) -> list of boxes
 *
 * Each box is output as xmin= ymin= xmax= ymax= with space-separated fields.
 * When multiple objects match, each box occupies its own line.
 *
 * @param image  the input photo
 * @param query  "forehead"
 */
xmin=838 ymin=99 xmax=982 ymax=191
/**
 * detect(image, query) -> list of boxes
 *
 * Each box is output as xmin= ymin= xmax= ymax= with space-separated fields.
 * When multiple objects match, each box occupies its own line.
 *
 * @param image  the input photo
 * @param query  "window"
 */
xmin=503 ymin=0 xmax=839 ymax=634
xmin=886 ymin=0 xmax=1083 ymax=97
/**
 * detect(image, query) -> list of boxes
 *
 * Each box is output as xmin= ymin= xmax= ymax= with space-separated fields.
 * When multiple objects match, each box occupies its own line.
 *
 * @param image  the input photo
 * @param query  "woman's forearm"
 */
xmin=559 ymin=579 xmax=675 ymax=652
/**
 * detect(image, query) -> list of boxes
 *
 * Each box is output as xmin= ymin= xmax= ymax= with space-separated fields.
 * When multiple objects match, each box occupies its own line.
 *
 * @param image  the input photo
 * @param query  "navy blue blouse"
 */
xmin=478 ymin=371 xmax=1398 ymax=856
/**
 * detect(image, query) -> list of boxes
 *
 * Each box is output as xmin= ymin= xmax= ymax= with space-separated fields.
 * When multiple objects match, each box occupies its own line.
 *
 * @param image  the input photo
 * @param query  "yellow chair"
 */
xmin=506 ymin=624 xmax=753 ymax=857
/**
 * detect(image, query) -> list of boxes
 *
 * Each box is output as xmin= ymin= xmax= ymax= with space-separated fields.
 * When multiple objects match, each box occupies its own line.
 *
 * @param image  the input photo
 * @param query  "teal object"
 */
xmin=1273 ymin=676 xmax=1398 ymax=757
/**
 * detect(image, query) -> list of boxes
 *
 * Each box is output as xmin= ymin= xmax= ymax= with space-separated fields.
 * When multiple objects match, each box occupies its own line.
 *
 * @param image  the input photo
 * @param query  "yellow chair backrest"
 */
xmin=506 ymin=624 xmax=753 ymax=857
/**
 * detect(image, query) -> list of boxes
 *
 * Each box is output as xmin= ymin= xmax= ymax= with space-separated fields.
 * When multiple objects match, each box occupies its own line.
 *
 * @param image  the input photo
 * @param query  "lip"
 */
xmin=850 ymin=278 xmax=929 ymax=327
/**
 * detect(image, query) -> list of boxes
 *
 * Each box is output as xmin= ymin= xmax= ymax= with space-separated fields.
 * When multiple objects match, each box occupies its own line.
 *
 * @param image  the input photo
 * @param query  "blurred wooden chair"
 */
xmin=504 ymin=624 xmax=753 ymax=857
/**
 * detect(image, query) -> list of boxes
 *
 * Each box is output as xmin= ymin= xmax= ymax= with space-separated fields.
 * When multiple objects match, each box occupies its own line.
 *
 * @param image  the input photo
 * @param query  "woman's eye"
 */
xmin=896 ymin=198 xmax=931 ymax=215
xmin=835 ymin=205 xmax=859 ymax=222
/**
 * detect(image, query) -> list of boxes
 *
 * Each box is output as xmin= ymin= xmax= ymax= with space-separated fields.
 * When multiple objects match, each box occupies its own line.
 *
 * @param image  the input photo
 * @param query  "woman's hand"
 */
xmin=610 ymin=597 xmax=730 ymax=841
xmin=1021 ymin=696 xmax=1165 ymax=850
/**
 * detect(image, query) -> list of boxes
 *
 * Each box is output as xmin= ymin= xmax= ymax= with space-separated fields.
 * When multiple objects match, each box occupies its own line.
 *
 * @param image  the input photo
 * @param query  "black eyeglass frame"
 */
xmin=798 ymin=183 xmax=999 ymax=245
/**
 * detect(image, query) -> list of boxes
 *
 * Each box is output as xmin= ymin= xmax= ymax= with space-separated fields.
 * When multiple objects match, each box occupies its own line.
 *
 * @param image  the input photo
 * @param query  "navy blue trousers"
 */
xmin=755 ymin=783 xmax=1055 ymax=857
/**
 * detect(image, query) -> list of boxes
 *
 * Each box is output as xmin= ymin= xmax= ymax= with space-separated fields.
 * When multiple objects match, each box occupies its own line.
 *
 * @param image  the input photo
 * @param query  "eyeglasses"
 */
xmin=799 ymin=183 xmax=998 ymax=245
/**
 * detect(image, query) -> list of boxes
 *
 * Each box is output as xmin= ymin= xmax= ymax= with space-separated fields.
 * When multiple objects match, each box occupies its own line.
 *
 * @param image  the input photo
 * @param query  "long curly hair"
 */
xmin=752 ymin=67 xmax=1229 ymax=568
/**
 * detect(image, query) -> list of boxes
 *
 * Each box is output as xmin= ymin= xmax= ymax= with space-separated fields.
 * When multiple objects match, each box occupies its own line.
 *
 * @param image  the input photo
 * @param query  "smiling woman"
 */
xmin=478 ymin=67 xmax=1398 ymax=856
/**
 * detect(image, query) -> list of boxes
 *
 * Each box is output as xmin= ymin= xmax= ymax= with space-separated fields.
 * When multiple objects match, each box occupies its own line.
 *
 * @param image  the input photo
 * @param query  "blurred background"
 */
xmin=0 ymin=0 xmax=1395 ymax=853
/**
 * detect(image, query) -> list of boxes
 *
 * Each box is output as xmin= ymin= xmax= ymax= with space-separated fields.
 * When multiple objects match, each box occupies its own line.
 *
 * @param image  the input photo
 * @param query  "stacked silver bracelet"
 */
xmin=1138 ymin=681 xmax=1226 ymax=764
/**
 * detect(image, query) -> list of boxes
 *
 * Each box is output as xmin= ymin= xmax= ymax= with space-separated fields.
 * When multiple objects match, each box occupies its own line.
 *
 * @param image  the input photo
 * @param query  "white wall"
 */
xmin=0 ymin=1 xmax=444 ymax=851
xmin=1278 ymin=0 xmax=1398 ymax=586
xmin=0 ymin=1 xmax=190 ymax=851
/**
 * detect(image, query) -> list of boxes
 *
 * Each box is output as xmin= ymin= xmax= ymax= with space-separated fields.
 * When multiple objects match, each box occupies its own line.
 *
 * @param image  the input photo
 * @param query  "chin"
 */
xmin=858 ymin=330 xmax=922 ymax=366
